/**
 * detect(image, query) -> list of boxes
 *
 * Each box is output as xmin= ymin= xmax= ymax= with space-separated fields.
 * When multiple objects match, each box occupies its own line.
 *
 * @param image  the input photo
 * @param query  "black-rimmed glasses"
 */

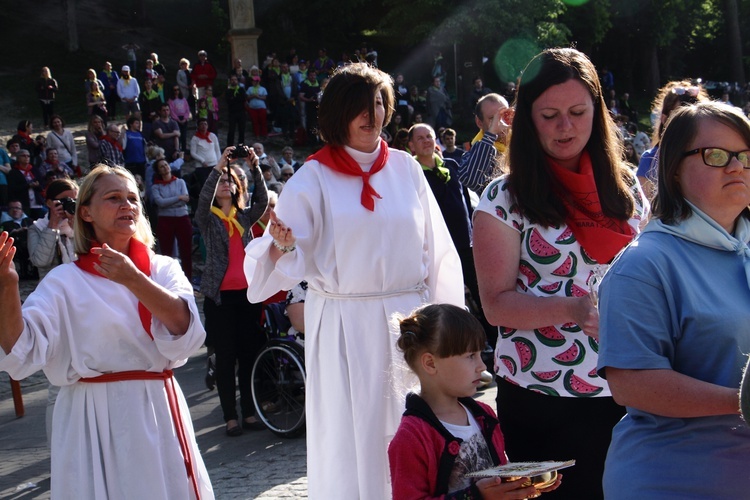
xmin=683 ymin=147 xmax=750 ymax=169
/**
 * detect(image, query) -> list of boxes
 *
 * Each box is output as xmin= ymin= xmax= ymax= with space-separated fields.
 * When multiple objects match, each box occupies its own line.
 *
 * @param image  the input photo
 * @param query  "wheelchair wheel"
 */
xmin=251 ymin=339 xmax=306 ymax=438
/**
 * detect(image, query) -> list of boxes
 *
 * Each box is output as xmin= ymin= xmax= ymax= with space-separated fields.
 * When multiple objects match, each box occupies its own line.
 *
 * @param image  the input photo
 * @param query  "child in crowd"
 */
xmin=389 ymin=303 xmax=561 ymax=499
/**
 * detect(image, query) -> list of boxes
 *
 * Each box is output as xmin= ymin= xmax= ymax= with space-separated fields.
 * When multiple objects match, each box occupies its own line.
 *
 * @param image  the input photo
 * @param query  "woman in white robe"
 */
xmin=0 ymin=165 xmax=213 ymax=500
xmin=244 ymin=63 xmax=464 ymax=499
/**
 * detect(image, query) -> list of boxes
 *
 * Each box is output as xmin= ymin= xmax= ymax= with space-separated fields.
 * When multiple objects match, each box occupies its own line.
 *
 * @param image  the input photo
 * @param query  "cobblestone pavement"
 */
xmin=0 ymin=278 xmax=497 ymax=499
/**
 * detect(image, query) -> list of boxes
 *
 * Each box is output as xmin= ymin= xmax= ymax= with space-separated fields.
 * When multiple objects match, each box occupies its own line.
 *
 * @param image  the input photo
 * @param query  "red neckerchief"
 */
xmin=548 ymin=150 xmax=635 ymax=264
xmin=194 ymin=130 xmax=212 ymax=143
xmin=75 ymin=239 xmax=154 ymax=339
xmin=16 ymin=130 xmax=32 ymax=144
xmin=102 ymin=135 xmax=123 ymax=151
xmin=153 ymin=175 xmax=177 ymax=185
xmin=13 ymin=162 xmax=33 ymax=175
xmin=307 ymin=138 xmax=389 ymax=211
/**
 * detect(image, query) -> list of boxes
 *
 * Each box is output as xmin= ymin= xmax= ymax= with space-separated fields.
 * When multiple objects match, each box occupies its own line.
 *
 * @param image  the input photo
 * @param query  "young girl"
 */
xmin=389 ymin=303 xmax=561 ymax=499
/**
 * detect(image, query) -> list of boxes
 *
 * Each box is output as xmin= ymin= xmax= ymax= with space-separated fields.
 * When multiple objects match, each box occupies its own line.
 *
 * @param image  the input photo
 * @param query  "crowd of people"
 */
xmin=1 ymin=42 xmax=750 ymax=500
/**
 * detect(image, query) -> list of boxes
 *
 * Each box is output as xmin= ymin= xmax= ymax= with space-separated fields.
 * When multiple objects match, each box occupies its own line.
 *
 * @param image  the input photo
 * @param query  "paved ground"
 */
xmin=0 ymin=278 xmax=498 ymax=499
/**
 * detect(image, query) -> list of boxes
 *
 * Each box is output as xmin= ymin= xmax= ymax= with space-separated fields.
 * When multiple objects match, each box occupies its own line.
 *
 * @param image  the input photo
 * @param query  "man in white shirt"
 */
xmin=116 ymin=66 xmax=141 ymax=119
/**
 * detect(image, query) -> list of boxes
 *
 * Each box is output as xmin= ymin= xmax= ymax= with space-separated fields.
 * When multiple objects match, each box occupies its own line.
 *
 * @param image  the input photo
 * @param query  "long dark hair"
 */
xmin=212 ymin=168 xmax=246 ymax=211
xmin=506 ymin=48 xmax=635 ymax=227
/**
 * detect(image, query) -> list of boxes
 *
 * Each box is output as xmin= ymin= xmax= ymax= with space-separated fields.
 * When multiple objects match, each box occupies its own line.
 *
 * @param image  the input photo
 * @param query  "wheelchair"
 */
xmin=251 ymin=301 xmax=306 ymax=438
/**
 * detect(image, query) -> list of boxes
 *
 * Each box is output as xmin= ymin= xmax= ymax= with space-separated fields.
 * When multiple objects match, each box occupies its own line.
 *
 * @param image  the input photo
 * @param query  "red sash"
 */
xmin=79 ymin=370 xmax=200 ymax=499
xmin=548 ymin=151 xmax=635 ymax=264
xmin=307 ymin=138 xmax=389 ymax=211
xmin=75 ymin=239 xmax=153 ymax=339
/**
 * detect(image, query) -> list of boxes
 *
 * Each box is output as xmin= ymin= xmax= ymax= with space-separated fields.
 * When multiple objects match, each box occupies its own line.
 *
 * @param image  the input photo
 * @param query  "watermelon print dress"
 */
xmin=475 ymin=174 xmax=647 ymax=398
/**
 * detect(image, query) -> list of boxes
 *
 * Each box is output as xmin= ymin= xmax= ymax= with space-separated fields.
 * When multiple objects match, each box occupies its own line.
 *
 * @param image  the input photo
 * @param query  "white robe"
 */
xmin=245 ymin=145 xmax=464 ymax=499
xmin=0 ymin=256 xmax=213 ymax=500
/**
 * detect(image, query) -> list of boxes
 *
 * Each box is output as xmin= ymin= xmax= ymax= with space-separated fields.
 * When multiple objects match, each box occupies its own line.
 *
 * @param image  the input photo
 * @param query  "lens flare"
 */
xmin=494 ymin=39 xmax=539 ymax=83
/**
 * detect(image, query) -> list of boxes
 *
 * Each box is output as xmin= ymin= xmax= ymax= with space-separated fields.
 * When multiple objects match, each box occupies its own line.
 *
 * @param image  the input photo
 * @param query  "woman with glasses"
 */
xmin=598 ymin=101 xmax=750 ymax=498
xmin=28 ymin=178 xmax=78 ymax=445
xmin=195 ymin=145 xmax=268 ymax=436
xmin=168 ymin=87 xmax=191 ymax=152
xmin=637 ymin=81 xmax=709 ymax=200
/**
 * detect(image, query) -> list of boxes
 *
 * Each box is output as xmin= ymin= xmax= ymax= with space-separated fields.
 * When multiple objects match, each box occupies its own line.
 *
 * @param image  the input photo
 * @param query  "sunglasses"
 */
xmin=683 ymin=147 xmax=750 ymax=169
xmin=671 ymin=86 xmax=700 ymax=97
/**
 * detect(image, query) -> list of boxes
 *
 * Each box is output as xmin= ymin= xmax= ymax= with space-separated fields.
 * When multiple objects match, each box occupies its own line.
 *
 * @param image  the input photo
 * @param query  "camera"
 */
xmin=230 ymin=144 xmax=251 ymax=159
xmin=57 ymin=197 xmax=76 ymax=215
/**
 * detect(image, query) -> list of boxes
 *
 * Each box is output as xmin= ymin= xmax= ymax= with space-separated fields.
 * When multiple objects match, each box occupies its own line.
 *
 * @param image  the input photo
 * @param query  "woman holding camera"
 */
xmin=28 ymin=178 xmax=78 ymax=279
xmin=28 ymin=178 xmax=79 ymax=446
xmin=195 ymin=145 xmax=268 ymax=436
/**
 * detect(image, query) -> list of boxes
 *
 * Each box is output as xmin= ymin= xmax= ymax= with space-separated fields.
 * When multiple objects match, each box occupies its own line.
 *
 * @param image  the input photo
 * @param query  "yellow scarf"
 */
xmin=471 ymin=130 xmax=507 ymax=154
xmin=211 ymin=206 xmax=244 ymax=237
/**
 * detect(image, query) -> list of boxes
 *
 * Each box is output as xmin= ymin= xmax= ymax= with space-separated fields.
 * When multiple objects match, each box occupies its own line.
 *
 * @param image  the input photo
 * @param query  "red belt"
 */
xmin=80 ymin=370 xmax=200 ymax=499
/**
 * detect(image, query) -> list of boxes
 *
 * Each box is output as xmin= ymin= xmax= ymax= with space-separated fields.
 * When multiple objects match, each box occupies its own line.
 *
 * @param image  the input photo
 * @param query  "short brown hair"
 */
xmin=317 ymin=63 xmax=394 ymax=146
xmin=653 ymin=101 xmax=750 ymax=225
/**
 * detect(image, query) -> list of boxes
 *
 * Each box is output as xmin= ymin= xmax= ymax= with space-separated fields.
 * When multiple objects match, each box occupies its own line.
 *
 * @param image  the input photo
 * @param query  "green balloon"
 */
xmin=561 ymin=0 xmax=590 ymax=5
xmin=494 ymin=39 xmax=539 ymax=83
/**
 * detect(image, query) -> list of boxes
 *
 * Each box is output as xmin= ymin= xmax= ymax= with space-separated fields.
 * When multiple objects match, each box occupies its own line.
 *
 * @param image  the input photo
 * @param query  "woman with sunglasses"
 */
xmin=598 ymin=101 xmax=750 ymax=499
xmin=195 ymin=145 xmax=268 ymax=436
xmin=636 ymin=81 xmax=709 ymax=200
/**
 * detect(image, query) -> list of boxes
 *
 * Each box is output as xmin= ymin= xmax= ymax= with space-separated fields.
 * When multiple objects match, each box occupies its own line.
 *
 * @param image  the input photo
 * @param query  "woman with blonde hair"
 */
xmin=636 ymin=80 xmax=710 ymax=199
xmin=0 ymin=165 xmax=213 ymax=499
xmin=176 ymin=58 xmax=196 ymax=109
xmin=36 ymin=67 xmax=58 ymax=128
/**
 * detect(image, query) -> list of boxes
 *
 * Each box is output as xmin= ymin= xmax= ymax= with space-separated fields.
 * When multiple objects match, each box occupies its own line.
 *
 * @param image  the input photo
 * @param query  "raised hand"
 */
xmin=0 ymin=232 xmax=18 ymax=288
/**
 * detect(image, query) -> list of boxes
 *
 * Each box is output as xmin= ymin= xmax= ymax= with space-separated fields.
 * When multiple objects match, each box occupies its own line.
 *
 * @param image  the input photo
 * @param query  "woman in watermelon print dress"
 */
xmin=473 ymin=48 xmax=648 ymax=499
xmin=598 ymin=102 xmax=750 ymax=499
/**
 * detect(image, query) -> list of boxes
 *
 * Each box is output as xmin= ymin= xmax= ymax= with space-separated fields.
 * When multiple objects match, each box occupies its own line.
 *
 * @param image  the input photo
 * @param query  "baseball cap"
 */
xmin=121 ymin=65 xmax=130 ymax=72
